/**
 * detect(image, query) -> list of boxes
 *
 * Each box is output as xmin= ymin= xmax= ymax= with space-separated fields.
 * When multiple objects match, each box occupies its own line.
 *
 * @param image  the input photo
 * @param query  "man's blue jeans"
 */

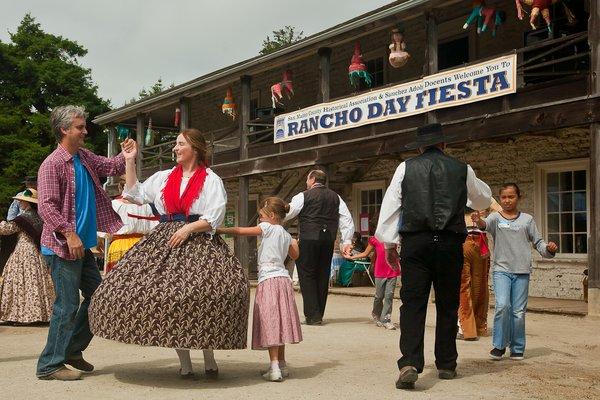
xmin=36 ymin=250 xmax=102 ymax=377
xmin=492 ymin=271 xmax=530 ymax=354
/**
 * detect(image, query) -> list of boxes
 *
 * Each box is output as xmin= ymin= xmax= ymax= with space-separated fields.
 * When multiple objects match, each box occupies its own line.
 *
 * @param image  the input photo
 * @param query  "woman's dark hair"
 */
xmin=500 ymin=182 xmax=522 ymax=198
xmin=352 ymin=232 xmax=366 ymax=252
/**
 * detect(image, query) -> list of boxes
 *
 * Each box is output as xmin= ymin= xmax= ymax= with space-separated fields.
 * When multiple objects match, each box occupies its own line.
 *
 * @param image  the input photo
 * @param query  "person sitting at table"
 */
xmin=337 ymin=232 xmax=370 ymax=287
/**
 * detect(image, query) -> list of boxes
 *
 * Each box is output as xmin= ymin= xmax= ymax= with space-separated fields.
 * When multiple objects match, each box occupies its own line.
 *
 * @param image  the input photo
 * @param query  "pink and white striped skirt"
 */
xmin=252 ymin=276 xmax=303 ymax=350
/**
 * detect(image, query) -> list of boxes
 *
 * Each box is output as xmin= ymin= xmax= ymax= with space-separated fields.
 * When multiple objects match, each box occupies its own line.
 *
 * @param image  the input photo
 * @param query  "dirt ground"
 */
xmin=1 ymin=291 xmax=599 ymax=400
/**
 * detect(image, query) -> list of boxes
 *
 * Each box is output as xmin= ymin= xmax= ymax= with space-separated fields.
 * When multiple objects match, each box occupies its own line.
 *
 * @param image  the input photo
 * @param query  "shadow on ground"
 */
xmin=93 ymin=358 xmax=341 ymax=389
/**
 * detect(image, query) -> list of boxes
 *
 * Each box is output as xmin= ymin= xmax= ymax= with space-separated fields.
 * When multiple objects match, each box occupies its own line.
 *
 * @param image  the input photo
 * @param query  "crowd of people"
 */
xmin=0 ymin=105 xmax=557 ymax=390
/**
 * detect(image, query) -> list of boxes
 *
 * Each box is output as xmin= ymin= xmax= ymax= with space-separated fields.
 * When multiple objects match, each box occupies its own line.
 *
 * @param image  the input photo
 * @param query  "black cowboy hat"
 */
xmin=405 ymin=123 xmax=456 ymax=149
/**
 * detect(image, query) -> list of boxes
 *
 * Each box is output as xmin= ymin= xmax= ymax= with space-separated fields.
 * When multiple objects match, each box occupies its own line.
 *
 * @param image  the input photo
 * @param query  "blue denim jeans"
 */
xmin=36 ymin=250 xmax=102 ymax=377
xmin=492 ymin=271 xmax=530 ymax=354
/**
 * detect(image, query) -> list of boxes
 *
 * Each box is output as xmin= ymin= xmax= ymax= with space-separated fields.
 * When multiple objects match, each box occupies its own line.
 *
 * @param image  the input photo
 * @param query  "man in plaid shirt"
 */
xmin=36 ymin=105 xmax=136 ymax=381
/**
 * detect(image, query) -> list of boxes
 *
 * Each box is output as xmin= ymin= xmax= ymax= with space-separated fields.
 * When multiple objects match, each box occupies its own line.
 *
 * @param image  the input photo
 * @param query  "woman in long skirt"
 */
xmin=0 ymin=189 xmax=54 ymax=323
xmin=89 ymin=129 xmax=249 ymax=379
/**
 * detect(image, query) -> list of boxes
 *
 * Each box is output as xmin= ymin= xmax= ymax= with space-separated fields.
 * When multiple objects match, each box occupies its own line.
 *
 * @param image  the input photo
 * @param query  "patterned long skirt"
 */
xmin=89 ymin=222 xmax=249 ymax=349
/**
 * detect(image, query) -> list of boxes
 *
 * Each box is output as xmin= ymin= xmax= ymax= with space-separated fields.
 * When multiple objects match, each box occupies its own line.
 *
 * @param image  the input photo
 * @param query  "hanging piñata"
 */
xmin=174 ymin=107 xmax=181 ymax=127
xmin=145 ymin=116 xmax=154 ymax=146
xmin=348 ymin=42 xmax=372 ymax=89
xmin=388 ymin=28 xmax=410 ymax=68
xmin=271 ymin=70 xmax=294 ymax=108
xmin=463 ymin=1 xmax=506 ymax=37
xmin=221 ymin=87 xmax=237 ymax=120
xmin=515 ymin=0 xmax=576 ymax=36
xmin=116 ymin=125 xmax=131 ymax=142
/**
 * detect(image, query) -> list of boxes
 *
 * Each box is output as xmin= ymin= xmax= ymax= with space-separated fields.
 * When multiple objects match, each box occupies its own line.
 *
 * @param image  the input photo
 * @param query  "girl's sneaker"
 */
xmin=262 ymin=368 xmax=284 ymax=382
xmin=261 ymin=366 xmax=289 ymax=378
xmin=489 ymin=348 xmax=506 ymax=360
xmin=383 ymin=321 xmax=396 ymax=330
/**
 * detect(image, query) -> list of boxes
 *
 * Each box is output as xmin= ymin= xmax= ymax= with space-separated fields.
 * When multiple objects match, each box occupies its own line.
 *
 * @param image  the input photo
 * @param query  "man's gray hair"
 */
xmin=50 ymin=105 xmax=88 ymax=142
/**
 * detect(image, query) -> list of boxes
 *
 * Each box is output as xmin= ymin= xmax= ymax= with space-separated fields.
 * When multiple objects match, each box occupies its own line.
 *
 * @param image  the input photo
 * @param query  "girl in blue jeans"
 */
xmin=472 ymin=183 xmax=557 ymax=361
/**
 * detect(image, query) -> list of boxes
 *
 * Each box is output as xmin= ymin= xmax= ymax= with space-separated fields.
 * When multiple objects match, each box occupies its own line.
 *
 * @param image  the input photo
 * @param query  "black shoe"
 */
xmin=305 ymin=319 xmax=322 ymax=325
xmin=438 ymin=369 xmax=457 ymax=379
xmin=510 ymin=352 xmax=524 ymax=361
xmin=489 ymin=348 xmax=506 ymax=361
xmin=205 ymin=368 xmax=219 ymax=379
xmin=395 ymin=366 xmax=418 ymax=389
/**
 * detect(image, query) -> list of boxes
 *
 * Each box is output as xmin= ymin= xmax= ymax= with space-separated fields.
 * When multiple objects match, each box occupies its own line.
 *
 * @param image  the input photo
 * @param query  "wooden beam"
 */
xmin=136 ymin=114 xmax=144 ymax=177
xmin=211 ymin=96 xmax=600 ymax=179
xmin=179 ymin=97 xmax=190 ymax=131
xmin=318 ymin=47 xmax=332 ymax=146
xmin=240 ymin=75 xmax=251 ymax=159
xmin=425 ymin=12 xmax=438 ymax=124
xmin=588 ymin=0 xmax=600 ymax=295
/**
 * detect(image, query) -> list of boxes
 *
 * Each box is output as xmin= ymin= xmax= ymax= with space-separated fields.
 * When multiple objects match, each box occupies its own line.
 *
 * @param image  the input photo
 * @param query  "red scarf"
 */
xmin=161 ymin=164 xmax=208 ymax=216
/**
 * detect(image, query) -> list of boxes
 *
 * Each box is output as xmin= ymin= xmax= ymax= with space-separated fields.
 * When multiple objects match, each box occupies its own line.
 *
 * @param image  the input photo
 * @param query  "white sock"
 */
xmin=279 ymin=360 xmax=287 ymax=369
xmin=203 ymin=349 xmax=218 ymax=371
xmin=176 ymin=349 xmax=193 ymax=374
xmin=270 ymin=360 xmax=280 ymax=371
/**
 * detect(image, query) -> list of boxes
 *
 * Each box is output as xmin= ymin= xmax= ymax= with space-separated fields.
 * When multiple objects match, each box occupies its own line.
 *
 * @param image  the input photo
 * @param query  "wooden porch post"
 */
xmin=136 ymin=114 xmax=144 ymax=178
xmin=179 ymin=97 xmax=190 ymax=131
xmin=588 ymin=0 xmax=600 ymax=316
xmin=106 ymin=125 xmax=118 ymax=187
xmin=425 ymin=12 xmax=438 ymax=124
xmin=318 ymin=47 xmax=332 ymax=146
xmin=236 ymin=75 xmax=251 ymax=272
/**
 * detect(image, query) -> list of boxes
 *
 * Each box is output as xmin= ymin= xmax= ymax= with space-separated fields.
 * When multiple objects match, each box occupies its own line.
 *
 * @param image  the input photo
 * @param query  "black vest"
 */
xmin=400 ymin=148 xmax=468 ymax=234
xmin=298 ymin=185 xmax=340 ymax=241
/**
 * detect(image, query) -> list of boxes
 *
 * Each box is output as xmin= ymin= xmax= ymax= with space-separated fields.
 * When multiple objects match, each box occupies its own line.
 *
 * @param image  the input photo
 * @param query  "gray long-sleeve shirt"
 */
xmin=484 ymin=212 xmax=555 ymax=274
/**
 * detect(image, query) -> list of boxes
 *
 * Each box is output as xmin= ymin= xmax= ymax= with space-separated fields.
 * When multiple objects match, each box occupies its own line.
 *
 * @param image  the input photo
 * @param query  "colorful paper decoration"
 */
xmin=515 ymin=0 xmax=575 ymax=36
xmin=388 ymin=28 xmax=410 ymax=68
xmin=271 ymin=70 xmax=294 ymax=108
xmin=348 ymin=42 xmax=372 ymax=89
xmin=116 ymin=125 xmax=131 ymax=142
xmin=221 ymin=87 xmax=237 ymax=120
xmin=463 ymin=1 xmax=506 ymax=37
xmin=145 ymin=116 xmax=154 ymax=146
xmin=174 ymin=107 xmax=181 ymax=127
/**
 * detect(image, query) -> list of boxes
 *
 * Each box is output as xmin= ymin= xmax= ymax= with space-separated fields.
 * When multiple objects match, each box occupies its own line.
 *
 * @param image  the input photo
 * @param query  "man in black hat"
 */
xmin=375 ymin=123 xmax=492 ymax=389
xmin=7 ymin=176 xmax=38 ymax=221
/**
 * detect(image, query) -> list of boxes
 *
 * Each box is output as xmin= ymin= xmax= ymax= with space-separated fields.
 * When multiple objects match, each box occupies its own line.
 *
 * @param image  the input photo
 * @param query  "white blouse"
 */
xmin=122 ymin=167 xmax=226 ymax=233
xmin=112 ymin=199 xmax=158 ymax=235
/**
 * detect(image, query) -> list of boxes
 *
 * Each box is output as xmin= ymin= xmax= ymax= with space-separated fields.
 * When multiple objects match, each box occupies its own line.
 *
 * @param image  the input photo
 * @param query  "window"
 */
xmin=438 ymin=36 xmax=469 ymax=71
xmin=352 ymin=181 xmax=386 ymax=237
xmin=365 ymin=57 xmax=385 ymax=88
xmin=536 ymin=159 xmax=589 ymax=255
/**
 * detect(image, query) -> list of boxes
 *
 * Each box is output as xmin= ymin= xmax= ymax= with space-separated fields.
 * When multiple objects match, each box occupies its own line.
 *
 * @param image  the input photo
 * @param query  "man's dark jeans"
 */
xmin=397 ymin=231 xmax=464 ymax=373
xmin=36 ymin=250 xmax=101 ymax=377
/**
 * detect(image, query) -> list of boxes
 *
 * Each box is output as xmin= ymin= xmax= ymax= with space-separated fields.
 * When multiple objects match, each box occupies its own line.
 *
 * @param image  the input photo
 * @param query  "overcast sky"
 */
xmin=2 ymin=0 xmax=392 ymax=107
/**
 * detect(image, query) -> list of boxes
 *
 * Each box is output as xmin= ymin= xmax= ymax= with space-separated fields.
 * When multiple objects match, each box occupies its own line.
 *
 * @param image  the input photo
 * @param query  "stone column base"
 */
xmin=588 ymin=288 xmax=600 ymax=317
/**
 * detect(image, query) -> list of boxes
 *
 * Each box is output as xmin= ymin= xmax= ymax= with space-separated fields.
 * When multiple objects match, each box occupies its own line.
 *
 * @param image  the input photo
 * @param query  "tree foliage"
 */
xmin=0 ymin=14 xmax=109 ymax=215
xmin=126 ymin=78 xmax=175 ymax=105
xmin=259 ymin=26 xmax=305 ymax=55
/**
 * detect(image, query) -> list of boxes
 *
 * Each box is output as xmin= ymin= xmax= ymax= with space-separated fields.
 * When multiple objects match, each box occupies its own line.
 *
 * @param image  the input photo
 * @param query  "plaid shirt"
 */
xmin=38 ymin=144 xmax=126 ymax=260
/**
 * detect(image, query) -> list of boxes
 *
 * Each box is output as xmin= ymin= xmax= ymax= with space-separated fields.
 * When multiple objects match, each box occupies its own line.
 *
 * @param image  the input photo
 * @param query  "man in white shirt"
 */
xmin=375 ymin=123 xmax=492 ymax=390
xmin=285 ymin=169 xmax=354 ymax=325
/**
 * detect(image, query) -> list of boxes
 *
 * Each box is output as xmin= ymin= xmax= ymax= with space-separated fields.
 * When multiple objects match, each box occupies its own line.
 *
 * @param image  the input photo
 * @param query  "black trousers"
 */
xmin=397 ymin=231 xmax=464 ymax=373
xmin=296 ymin=237 xmax=335 ymax=323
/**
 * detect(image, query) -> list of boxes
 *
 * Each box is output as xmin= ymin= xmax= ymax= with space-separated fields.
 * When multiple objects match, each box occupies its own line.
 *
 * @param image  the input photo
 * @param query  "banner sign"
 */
xmin=274 ymin=54 xmax=516 ymax=143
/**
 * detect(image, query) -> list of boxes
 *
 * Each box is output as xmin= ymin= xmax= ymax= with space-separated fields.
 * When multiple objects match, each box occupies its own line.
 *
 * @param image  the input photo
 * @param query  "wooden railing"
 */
xmin=516 ymin=31 xmax=589 ymax=83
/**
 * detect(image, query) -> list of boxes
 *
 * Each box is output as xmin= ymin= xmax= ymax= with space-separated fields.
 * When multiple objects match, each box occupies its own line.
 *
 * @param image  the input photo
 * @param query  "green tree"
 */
xmin=0 ymin=14 xmax=109 ymax=215
xmin=259 ymin=26 xmax=305 ymax=55
xmin=127 ymin=78 xmax=175 ymax=105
